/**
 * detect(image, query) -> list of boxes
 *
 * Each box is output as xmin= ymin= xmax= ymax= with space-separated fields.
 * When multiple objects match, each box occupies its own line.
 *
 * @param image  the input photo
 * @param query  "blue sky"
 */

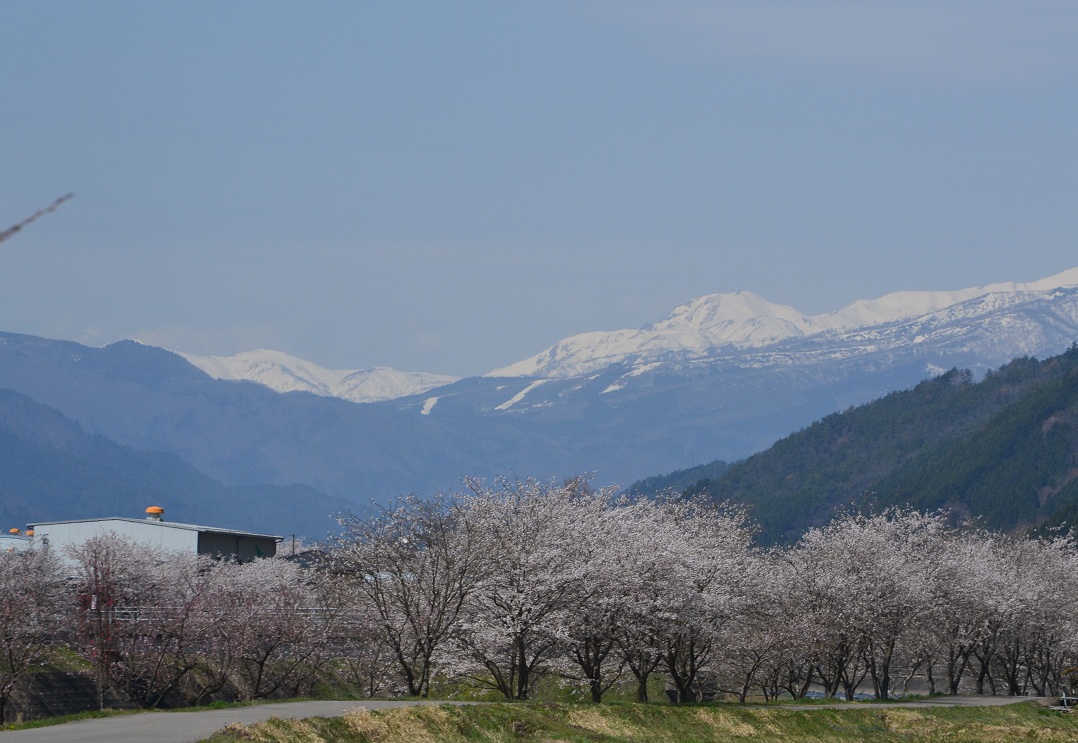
xmin=2 ymin=1 xmax=1077 ymax=376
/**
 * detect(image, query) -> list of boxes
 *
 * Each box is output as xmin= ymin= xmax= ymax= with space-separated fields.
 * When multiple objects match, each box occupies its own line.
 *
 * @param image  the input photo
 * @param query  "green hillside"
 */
xmin=625 ymin=458 xmax=729 ymax=497
xmin=665 ymin=345 xmax=1078 ymax=544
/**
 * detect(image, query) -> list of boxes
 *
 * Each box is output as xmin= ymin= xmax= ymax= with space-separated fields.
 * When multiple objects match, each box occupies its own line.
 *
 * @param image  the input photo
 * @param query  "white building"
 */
xmin=0 ymin=528 xmax=33 ymax=553
xmin=28 ymin=507 xmax=281 ymax=562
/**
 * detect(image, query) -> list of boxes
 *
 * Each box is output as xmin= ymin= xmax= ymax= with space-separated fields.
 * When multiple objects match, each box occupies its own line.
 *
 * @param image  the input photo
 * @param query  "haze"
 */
xmin=2 ymin=1 xmax=1076 ymax=376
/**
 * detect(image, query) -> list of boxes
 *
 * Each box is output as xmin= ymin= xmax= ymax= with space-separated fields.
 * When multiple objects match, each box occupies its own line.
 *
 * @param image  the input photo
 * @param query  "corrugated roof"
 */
xmin=27 ymin=517 xmax=282 ymax=541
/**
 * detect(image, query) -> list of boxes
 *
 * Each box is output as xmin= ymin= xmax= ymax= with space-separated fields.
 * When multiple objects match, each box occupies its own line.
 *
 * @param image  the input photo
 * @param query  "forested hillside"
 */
xmin=626 ymin=459 xmax=729 ymax=497
xmin=671 ymin=345 xmax=1078 ymax=544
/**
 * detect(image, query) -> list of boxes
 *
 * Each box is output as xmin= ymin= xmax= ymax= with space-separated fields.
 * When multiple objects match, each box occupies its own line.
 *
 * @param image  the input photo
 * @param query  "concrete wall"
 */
xmin=11 ymin=671 xmax=137 ymax=722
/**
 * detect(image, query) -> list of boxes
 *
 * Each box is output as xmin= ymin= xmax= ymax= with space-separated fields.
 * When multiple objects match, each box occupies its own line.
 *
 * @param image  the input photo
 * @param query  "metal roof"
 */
xmin=27 ymin=517 xmax=282 ymax=541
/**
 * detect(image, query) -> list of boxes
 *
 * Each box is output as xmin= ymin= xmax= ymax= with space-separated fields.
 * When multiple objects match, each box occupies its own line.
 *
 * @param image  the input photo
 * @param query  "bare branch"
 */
xmin=0 ymin=193 xmax=74 ymax=245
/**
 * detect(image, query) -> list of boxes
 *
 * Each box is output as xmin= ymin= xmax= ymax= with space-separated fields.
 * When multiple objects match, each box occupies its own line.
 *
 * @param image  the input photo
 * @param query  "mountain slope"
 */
xmin=0 ymin=389 xmax=351 ymax=538
xmin=661 ymin=346 xmax=1078 ymax=544
xmin=873 ymin=357 xmax=1078 ymax=531
xmin=0 ymin=332 xmax=575 ymax=500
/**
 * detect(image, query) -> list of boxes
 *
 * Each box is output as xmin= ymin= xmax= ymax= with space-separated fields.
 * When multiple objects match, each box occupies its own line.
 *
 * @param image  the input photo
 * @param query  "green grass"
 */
xmin=201 ymin=700 xmax=1078 ymax=742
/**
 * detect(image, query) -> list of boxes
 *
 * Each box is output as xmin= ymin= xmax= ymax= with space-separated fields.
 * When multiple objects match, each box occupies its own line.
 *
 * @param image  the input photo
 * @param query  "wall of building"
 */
xmin=0 ymin=534 xmax=32 ymax=552
xmin=34 ymin=519 xmax=199 ymax=557
xmin=197 ymin=532 xmax=276 ymax=561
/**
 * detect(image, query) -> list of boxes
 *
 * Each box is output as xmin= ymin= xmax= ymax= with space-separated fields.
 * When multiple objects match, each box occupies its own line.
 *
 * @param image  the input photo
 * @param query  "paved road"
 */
xmin=0 ymin=700 xmax=472 ymax=743
xmin=0 ymin=695 xmax=1048 ymax=743
xmin=778 ymin=695 xmax=1049 ymax=709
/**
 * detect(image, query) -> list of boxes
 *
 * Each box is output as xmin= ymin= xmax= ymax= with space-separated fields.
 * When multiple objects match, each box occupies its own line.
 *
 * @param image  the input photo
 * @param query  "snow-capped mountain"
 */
xmin=489 ymin=267 xmax=1078 ymax=379
xmin=181 ymin=267 xmax=1078 ymax=411
xmin=180 ymin=349 xmax=458 ymax=404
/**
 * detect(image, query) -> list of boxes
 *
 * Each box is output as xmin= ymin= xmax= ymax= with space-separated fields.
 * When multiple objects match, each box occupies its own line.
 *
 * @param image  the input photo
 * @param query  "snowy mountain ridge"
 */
xmin=180 ymin=349 xmax=459 ymax=404
xmin=489 ymin=267 xmax=1078 ymax=379
xmin=179 ymin=267 xmax=1078 ymax=404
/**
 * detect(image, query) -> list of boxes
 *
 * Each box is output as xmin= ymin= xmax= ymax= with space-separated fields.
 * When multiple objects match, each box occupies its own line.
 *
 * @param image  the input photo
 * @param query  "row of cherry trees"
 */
xmin=0 ymin=535 xmax=353 ymax=720
xmin=331 ymin=476 xmax=1078 ymax=703
xmin=2 ymin=476 xmax=1077 ymax=720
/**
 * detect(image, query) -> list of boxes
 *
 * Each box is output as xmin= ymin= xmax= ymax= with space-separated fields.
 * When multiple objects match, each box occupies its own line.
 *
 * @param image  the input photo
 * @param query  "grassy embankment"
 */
xmin=203 ymin=701 xmax=1078 ymax=742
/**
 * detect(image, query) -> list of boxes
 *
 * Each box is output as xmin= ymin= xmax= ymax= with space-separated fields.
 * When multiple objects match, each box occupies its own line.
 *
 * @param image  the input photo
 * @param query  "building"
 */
xmin=0 ymin=528 xmax=33 ymax=553
xmin=28 ymin=506 xmax=281 ymax=562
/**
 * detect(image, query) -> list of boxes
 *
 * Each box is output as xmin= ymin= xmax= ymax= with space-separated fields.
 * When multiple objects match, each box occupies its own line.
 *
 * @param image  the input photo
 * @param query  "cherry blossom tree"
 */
xmin=0 ymin=545 xmax=67 ymax=722
xmin=67 ymin=535 xmax=232 ymax=708
xmin=555 ymin=486 xmax=634 ymax=702
xmin=211 ymin=557 xmax=329 ymax=701
xmin=928 ymin=530 xmax=992 ymax=694
xmin=604 ymin=495 xmax=756 ymax=703
xmin=610 ymin=496 xmax=691 ymax=703
xmin=335 ymin=608 xmax=400 ymax=698
xmin=1022 ymin=535 xmax=1078 ymax=696
xmin=939 ymin=531 xmax=1039 ymax=696
xmin=448 ymin=476 xmax=606 ymax=700
xmin=185 ymin=557 xmax=245 ymax=704
xmin=332 ymin=492 xmax=484 ymax=698
xmin=640 ymin=497 xmax=756 ymax=703
xmin=787 ymin=511 xmax=948 ymax=699
xmin=986 ymin=533 xmax=1078 ymax=696
xmin=103 ymin=551 xmax=215 ymax=707
xmin=712 ymin=550 xmax=799 ymax=703
xmin=67 ymin=533 xmax=159 ymax=709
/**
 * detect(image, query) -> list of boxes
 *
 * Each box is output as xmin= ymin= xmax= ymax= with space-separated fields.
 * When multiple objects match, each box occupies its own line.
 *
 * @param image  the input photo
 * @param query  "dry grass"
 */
xmin=203 ymin=701 xmax=1078 ymax=743
xmin=565 ymin=706 xmax=637 ymax=738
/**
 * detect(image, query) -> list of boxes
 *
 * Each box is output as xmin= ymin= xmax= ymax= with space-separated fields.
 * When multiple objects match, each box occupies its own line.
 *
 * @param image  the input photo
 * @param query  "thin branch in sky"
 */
xmin=0 ymin=193 xmax=74 ymax=245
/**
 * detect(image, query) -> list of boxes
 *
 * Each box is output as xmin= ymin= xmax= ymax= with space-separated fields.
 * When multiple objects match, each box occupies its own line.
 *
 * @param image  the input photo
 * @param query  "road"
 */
xmin=777 ymin=694 xmax=1050 ymax=709
xmin=0 ymin=700 xmax=472 ymax=743
xmin=0 ymin=695 xmax=1048 ymax=743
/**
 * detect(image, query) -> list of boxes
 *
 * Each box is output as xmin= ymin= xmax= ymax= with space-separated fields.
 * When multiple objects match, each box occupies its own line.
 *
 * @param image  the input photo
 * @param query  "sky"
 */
xmin=2 ymin=1 xmax=1077 ymax=377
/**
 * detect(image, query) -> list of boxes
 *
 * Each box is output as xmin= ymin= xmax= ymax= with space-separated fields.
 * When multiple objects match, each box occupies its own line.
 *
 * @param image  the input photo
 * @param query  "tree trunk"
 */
xmin=590 ymin=678 xmax=604 ymax=704
xmin=636 ymin=674 xmax=650 ymax=703
xmin=514 ymin=637 xmax=530 ymax=700
xmin=946 ymin=645 xmax=969 ymax=695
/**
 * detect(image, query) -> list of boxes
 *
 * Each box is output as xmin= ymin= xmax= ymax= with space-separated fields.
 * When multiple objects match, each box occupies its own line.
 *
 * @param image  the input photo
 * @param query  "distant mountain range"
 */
xmin=1 ymin=268 xmax=1076 ymax=534
xmin=180 ymin=268 xmax=1078 ymax=393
